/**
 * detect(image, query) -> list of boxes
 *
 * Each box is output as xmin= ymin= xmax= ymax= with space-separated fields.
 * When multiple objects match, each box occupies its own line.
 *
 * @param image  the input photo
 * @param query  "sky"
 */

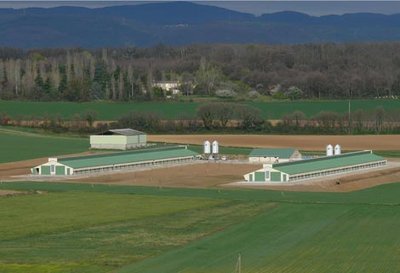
xmin=1 ymin=1 xmax=400 ymax=16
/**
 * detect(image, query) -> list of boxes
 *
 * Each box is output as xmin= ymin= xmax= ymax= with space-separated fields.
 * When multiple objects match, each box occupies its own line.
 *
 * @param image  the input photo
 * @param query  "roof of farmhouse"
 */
xmin=97 ymin=128 xmax=145 ymax=136
xmin=59 ymin=146 xmax=197 ymax=169
xmin=273 ymin=151 xmax=385 ymax=175
xmin=249 ymin=148 xmax=296 ymax=158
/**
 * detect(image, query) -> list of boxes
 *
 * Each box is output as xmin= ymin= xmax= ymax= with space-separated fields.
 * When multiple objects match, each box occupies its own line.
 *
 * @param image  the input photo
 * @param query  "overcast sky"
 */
xmin=1 ymin=1 xmax=400 ymax=16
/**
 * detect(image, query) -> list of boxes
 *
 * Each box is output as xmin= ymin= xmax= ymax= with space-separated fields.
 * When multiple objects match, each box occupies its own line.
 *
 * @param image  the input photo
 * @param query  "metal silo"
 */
xmin=334 ymin=144 xmax=341 ymax=155
xmin=203 ymin=140 xmax=211 ymax=154
xmin=326 ymin=144 xmax=333 ymax=156
xmin=212 ymin=140 xmax=219 ymax=154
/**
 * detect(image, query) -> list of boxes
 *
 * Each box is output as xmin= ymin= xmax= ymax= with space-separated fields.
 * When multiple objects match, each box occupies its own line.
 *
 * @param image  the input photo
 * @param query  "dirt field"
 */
xmin=149 ymin=134 xmax=400 ymax=151
xmin=0 ymin=158 xmax=45 ymax=180
xmin=74 ymin=162 xmax=261 ymax=188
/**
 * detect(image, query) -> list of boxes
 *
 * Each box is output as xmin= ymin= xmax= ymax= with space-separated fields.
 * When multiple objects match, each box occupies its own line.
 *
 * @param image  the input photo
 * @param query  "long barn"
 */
xmin=32 ymin=146 xmax=199 ymax=176
xmin=244 ymin=150 xmax=387 ymax=183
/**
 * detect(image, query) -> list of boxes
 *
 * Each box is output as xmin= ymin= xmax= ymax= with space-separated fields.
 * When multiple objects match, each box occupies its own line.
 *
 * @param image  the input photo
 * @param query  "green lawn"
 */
xmin=0 ymin=128 xmax=88 ymax=163
xmin=1 ymin=99 xmax=399 ymax=120
xmin=1 ymin=182 xmax=400 ymax=273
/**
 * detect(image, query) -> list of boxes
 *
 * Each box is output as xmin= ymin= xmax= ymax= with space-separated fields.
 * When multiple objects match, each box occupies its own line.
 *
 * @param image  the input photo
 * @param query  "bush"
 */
xmin=0 ymin=112 xmax=10 ymax=125
xmin=272 ymin=91 xmax=288 ymax=100
xmin=285 ymin=86 xmax=304 ymax=100
xmin=248 ymin=90 xmax=260 ymax=99
xmin=118 ymin=112 xmax=161 ymax=132
xmin=237 ymin=105 xmax=264 ymax=131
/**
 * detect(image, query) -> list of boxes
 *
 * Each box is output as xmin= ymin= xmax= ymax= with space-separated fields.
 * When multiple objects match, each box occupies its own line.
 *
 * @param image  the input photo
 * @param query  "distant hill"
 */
xmin=2 ymin=1 xmax=400 ymax=48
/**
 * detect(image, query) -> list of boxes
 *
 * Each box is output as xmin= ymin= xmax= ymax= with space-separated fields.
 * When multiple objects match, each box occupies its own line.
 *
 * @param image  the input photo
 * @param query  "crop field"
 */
xmin=1 ymin=181 xmax=400 ymax=273
xmin=1 ymin=99 xmax=399 ymax=120
xmin=0 ymin=128 xmax=88 ymax=163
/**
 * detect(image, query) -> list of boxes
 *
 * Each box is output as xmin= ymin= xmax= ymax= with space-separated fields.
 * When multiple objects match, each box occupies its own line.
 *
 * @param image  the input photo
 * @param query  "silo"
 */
xmin=212 ymin=140 xmax=219 ymax=154
xmin=203 ymin=140 xmax=211 ymax=154
xmin=326 ymin=144 xmax=333 ymax=156
xmin=334 ymin=144 xmax=341 ymax=155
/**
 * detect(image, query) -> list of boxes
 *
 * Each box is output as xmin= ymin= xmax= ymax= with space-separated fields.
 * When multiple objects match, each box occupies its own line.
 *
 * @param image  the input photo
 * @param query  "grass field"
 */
xmin=1 ymin=181 xmax=400 ymax=273
xmin=1 ymin=99 xmax=399 ymax=120
xmin=0 ymin=128 xmax=88 ymax=163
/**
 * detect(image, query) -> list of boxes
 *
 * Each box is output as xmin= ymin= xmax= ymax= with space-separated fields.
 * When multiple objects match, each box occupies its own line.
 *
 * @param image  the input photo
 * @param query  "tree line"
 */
xmin=1 ymin=103 xmax=399 ymax=134
xmin=1 ymin=43 xmax=400 ymax=101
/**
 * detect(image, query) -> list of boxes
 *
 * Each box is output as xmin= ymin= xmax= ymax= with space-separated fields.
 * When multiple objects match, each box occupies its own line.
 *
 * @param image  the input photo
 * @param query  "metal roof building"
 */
xmin=244 ymin=150 xmax=386 ymax=183
xmin=249 ymin=148 xmax=302 ymax=163
xmin=90 ymin=128 xmax=147 ymax=150
xmin=32 ymin=146 xmax=199 ymax=176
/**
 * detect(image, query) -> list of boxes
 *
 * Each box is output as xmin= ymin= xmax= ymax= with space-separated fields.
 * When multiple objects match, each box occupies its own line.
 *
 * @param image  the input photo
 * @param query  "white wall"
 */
xmin=90 ymin=134 xmax=147 ymax=150
xmin=249 ymin=156 xmax=289 ymax=164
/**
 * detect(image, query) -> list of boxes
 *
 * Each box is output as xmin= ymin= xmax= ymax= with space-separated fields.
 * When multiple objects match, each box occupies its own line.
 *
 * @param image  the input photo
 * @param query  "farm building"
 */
xmin=31 ymin=146 xmax=199 ymax=176
xmin=249 ymin=148 xmax=302 ymax=163
xmin=90 ymin=128 xmax=146 ymax=150
xmin=244 ymin=150 xmax=386 ymax=183
xmin=152 ymin=81 xmax=181 ymax=95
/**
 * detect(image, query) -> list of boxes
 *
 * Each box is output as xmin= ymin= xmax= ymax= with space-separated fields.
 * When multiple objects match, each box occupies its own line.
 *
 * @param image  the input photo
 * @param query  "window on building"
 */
xmin=50 ymin=165 xmax=55 ymax=173
xmin=265 ymin=171 xmax=270 ymax=179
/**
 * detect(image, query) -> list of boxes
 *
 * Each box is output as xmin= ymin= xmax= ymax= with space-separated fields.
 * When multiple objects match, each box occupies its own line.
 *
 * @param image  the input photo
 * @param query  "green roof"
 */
xmin=59 ymin=146 xmax=198 ymax=169
xmin=249 ymin=148 xmax=296 ymax=159
xmin=273 ymin=151 xmax=385 ymax=175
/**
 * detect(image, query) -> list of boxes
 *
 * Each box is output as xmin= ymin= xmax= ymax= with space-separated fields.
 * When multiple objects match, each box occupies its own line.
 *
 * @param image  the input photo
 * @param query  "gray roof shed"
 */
xmin=98 ymin=128 xmax=145 ymax=136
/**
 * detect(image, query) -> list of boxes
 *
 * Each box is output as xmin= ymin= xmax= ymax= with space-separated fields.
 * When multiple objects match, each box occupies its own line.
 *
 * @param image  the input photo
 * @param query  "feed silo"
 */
xmin=212 ymin=140 xmax=219 ymax=154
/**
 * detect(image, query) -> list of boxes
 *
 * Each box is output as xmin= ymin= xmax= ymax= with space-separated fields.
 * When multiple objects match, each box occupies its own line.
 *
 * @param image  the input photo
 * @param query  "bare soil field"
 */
xmin=73 ymin=162 xmax=261 ymax=188
xmin=0 ymin=158 xmax=45 ymax=179
xmin=149 ymin=134 xmax=400 ymax=151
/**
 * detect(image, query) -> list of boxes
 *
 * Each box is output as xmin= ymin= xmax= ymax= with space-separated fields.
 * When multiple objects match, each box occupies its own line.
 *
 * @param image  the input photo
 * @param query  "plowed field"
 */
xmin=149 ymin=134 xmax=400 ymax=151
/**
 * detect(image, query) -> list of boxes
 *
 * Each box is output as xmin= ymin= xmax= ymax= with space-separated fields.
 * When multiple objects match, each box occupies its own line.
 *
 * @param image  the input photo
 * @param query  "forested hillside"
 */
xmin=1 ymin=43 xmax=400 ymax=101
xmin=3 ymin=2 xmax=400 ymax=47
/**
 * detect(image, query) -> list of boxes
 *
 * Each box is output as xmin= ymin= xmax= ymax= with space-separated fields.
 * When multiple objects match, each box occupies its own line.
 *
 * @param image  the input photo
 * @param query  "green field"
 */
xmin=0 ymin=128 xmax=88 ymax=163
xmin=1 ymin=181 xmax=400 ymax=273
xmin=1 ymin=99 xmax=399 ymax=120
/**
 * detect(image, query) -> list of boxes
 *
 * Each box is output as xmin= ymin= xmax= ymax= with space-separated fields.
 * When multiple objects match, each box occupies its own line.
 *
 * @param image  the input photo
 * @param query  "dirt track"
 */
xmin=149 ymin=134 xmax=400 ymax=151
